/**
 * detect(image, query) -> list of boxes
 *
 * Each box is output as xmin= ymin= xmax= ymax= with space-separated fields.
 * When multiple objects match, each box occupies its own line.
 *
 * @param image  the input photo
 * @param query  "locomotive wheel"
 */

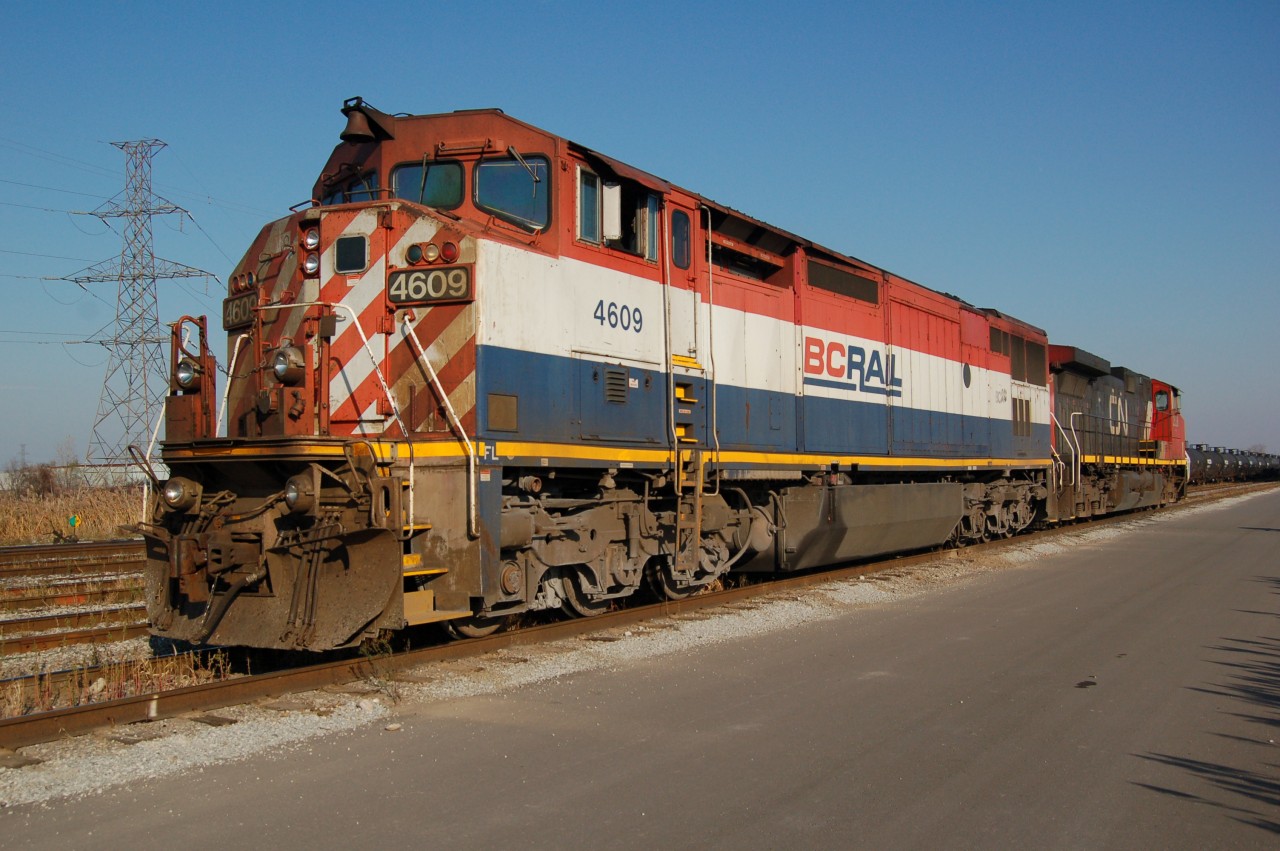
xmin=561 ymin=572 xmax=611 ymax=618
xmin=442 ymin=616 xmax=504 ymax=640
xmin=648 ymin=562 xmax=699 ymax=601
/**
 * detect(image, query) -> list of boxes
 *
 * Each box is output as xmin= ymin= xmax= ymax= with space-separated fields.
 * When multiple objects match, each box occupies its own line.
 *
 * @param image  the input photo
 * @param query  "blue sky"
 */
xmin=1 ymin=0 xmax=1276 ymax=464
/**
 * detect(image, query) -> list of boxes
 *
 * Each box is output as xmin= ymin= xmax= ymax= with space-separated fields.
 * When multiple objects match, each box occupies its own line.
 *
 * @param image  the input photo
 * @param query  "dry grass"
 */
xmin=0 ymin=486 xmax=144 ymax=545
xmin=0 ymin=650 xmax=231 ymax=718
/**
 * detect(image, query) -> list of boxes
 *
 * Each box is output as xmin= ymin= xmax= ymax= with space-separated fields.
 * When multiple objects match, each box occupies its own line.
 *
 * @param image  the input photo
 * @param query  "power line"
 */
xmin=0 ymin=200 xmax=83 ymax=214
xmin=0 ymin=247 xmax=98 ymax=262
xmin=0 ymin=178 xmax=113 ymax=200
xmin=1 ymin=136 xmax=278 ymax=219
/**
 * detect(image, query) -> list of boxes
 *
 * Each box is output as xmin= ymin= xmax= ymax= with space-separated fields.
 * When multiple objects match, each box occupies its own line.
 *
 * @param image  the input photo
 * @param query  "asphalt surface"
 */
xmin=4 ymin=490 xmax=1279 ymax=849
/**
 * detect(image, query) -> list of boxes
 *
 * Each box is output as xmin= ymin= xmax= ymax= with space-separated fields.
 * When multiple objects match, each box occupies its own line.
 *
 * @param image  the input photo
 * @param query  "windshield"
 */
xmin=475 ymin=156 xmax=550 ymax=231
xmin=321 ymin=172 xmax=379 ymax=206
xmin=392 ymin=160 xmax=463 ymax=208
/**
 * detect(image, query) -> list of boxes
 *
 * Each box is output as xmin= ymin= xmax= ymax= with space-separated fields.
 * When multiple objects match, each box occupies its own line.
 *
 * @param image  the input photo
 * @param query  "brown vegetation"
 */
xmin=1 ymin=651 xmax=230 ymax=718
xmin=0 ymin=462 xmax=142 ymax=545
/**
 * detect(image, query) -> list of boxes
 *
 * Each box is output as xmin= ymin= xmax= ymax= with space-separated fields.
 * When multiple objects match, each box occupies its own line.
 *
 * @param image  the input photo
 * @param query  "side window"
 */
xmin=578 ymin=168 xmax=600 ymax=244
xmin=391 ymin=161 xmax=463 ymax=208
xmin=1155 ymin=390 xmax=1169 ymax=411
xmin=475 ymin=156 xmax=550 ymax=231
xmin=645 ymin=195 xmax=660 ymax=261
xmin=602 ymin=180 xmax=658 ymax=260
xmin=672 ymin=210 xmax=691 ymax=269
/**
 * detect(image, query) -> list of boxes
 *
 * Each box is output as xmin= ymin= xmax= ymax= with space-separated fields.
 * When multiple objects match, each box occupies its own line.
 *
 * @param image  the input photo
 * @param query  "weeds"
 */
xmin=0 ymin=649 xmax=232 ymax=718
xmin=357 ymin=632 xmax=403 ymax=703
xmin=0 ymin=486 xmax=141 ymax=545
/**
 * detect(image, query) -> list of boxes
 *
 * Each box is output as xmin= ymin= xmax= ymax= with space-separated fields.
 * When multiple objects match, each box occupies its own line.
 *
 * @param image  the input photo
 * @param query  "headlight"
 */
xmin=272 ymin=346 xmax=306 ymax=385
xmin=160 ymin=477 xmax=201 ymax=512
xmin=175 ymin=358 xmax=201 ymax=391
xmin=302 ymin=228 xmax=321 ymax=250
xmin=283 ymin=474 xmax=315 ymax=514
xmin=302 ymin=252 xmax=320 ymax=276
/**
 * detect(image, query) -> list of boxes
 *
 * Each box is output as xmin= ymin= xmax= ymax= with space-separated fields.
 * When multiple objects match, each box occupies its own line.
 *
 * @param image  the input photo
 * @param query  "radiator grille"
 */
xmin=604 ymin=367 xmax=628 ymax=404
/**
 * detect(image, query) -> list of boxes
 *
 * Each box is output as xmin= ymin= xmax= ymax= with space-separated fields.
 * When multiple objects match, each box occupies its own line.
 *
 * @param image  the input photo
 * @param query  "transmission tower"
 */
xmin=69 ymin=140 xmax=210 ymax=484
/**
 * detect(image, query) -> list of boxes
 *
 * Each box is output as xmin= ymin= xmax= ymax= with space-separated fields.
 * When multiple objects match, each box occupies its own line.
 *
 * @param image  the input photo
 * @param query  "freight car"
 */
xmin=1187 ymin=444 xmax=1280 ymax=484
xmin=138 ymin=99 xmax=1188 ymax=651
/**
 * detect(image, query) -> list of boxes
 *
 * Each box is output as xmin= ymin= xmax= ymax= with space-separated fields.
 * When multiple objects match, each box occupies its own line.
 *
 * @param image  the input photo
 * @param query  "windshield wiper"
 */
xmin=507 ymin=146 xmax=542 ymax=186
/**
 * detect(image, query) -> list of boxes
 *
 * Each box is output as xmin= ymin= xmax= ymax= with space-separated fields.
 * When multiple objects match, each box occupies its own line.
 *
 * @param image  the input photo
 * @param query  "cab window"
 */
xmin=392 ymin=161 xmax=463 ymax=209
xmin=322 ymin=172 xmax=379 ymax=206
xmin=475 ymin=156 xmax=550 ymax=231
xmin=1156 ymin=390 xmax=1170 ymax=411
xmin=672 ymin=210 xmax=691 ymax=269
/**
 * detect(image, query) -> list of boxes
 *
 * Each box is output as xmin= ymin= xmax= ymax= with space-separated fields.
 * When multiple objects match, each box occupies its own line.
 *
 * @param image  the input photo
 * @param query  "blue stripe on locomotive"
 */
xmin=476 ymin=346 xmax=1047 ymax=461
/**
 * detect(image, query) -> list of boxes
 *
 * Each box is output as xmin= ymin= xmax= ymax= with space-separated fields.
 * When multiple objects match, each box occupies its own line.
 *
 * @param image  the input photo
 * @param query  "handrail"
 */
xmin=703 ymin=204 xmax=721 ymax=496
xmin=218 ymin=333 xmax=251 ymax=437
xmin=256 ymin=300 xmax=408 ymax=437
xmin=256 ymin=300 xmax=415 ymax=536
xmin=400 ymin=314 xmax=478 ymax=539
xmin=660 ymin=200 xmax=678 ymax=472
xmin=1049 ymin=411 xmax=1077 ymax=487
xmin=1069 ymin=412 xmax=1083 ymax=488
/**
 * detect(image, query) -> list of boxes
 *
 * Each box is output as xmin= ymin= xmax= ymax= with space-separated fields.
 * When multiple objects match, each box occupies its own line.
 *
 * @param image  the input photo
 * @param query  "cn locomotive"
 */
xmin=139 ymin=98 xmax=1188 ymax=651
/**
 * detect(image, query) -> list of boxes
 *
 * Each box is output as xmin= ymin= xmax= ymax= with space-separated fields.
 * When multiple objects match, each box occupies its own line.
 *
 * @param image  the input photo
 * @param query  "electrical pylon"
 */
xmin=69 ymin=140 xmax=210 ymax=485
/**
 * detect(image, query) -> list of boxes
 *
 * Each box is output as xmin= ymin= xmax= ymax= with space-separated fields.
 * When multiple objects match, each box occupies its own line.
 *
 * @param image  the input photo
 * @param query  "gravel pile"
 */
xmin=0 ymin=491 xmax=1262 ymax=806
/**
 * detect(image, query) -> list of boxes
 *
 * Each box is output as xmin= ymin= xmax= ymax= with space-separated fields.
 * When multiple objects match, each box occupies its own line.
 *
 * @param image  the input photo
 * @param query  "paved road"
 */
xmin=5 ymin=491 xmax=1280 ymax=849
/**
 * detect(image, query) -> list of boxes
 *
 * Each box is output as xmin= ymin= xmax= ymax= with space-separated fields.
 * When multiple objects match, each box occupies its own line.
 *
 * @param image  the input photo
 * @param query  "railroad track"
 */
xmin=0 ymin=607 xmax=149 ymax=653
xmin=0 ymin=538 xmax=146 ymax=654
xmin=1 ymin=481 xmax=1275 ymax=750
xmin=0 ymin=539 xmax=144 ymax=578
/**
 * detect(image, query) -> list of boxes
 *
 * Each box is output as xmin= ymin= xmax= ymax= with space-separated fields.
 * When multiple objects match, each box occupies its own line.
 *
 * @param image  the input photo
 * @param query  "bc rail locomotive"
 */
xmin=140 ymin=98 xmax=1188 ymax=650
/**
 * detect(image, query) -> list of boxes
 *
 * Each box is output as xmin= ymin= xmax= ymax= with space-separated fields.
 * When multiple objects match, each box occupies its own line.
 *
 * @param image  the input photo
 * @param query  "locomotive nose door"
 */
xmin=321 ymin=208 xmax=395 ymax=438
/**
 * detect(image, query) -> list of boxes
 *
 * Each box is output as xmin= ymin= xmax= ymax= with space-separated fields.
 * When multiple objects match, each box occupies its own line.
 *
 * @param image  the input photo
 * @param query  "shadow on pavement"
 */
xmin=1132 ymin=577 xmax=1280 ymax=835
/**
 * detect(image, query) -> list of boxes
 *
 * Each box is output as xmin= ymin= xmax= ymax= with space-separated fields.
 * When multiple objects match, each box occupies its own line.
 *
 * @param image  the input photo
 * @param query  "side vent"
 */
xmin=604 ymin=367 xmax=628 ymax=404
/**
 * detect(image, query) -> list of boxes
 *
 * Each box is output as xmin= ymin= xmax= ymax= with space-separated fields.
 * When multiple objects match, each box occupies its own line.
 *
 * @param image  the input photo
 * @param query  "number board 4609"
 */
xmin=387 ymin=266 xmax=472 ymax=305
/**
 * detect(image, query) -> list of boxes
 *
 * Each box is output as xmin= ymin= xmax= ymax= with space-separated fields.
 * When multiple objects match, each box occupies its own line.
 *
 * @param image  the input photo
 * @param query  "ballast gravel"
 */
xmin=0 ymin=492 xmax=1263 ymax=807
